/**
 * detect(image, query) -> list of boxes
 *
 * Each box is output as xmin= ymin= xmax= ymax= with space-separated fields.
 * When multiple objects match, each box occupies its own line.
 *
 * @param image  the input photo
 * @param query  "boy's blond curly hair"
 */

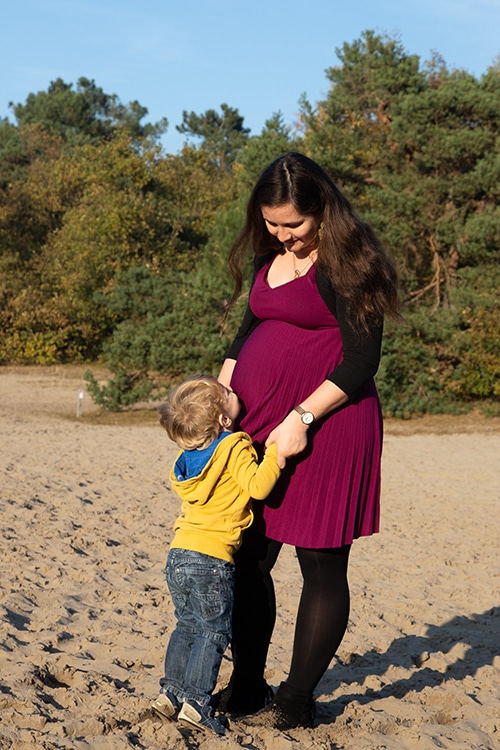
xmin=159 ymin=374 xmax=228 ymax=450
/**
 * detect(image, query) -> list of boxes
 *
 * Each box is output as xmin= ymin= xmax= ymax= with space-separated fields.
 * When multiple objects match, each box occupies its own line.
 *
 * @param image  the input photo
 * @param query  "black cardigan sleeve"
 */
xmin=325 ymin=293 xmax=383 ymax=399
xmin=225 ymin=257 xmax=383 ymax=401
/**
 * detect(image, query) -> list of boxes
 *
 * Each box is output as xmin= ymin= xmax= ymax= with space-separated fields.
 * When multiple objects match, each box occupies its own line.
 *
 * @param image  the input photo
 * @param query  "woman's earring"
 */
xmin=318 ymin=221 xmax=324 ymax=241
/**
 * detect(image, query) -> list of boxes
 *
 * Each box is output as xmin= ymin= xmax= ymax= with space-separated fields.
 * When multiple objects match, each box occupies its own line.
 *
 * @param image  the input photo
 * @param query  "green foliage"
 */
xmin=377 ymin=265 xmax=500 ymax=417
xmin=236 ymin=113 xmax=301 ymax=189
xmin=83 ymin=252 xmax=244 ymax=402
xmin=300 ymin=30 xmax=424 ymax=194
xmin=452 ymin=305 xmax=500 ymax=399
xmin=0 ymin=130 xmax=234 ymax=365
xmin=377 ymin=312 xmax=465 ymax=418
xmin=459 ymin=204 xmax=500 ymax=265
xmin=84 ymin=368 xmax=153 ymax=411
xmin=11 ymin=77 xmax=167 ymax=144
xmin=300 ymin=32 xmax=500 ymax=310
xmin=1 ymin=52 xmax=499 ymax=416
xmin=445 ymin=267 xmax=500 ymax=401
xmin=176 ymin=103 xmax=250 ymax=168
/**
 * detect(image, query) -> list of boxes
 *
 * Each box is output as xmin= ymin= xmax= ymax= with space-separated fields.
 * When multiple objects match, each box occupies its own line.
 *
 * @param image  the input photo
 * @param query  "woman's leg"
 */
xmin=245 ymin=544 xmax=351 ymax=729
xmin=288 ymin=545 xmax=351 ymax=694
xmin=220 ymin=529 xmax=282 ymax=712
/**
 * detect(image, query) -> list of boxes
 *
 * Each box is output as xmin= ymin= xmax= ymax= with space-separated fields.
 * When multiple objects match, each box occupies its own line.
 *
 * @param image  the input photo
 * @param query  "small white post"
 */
xmin=76 ymin=388 xmax=84 ymax=418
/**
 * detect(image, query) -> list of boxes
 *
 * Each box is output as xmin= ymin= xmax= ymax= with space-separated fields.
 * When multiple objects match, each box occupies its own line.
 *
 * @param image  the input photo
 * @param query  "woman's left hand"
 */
xmin=265 ymin=411 xmax=309 ymax=468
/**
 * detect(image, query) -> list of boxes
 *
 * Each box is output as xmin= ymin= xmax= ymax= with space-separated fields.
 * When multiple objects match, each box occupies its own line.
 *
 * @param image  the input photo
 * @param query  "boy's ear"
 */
xmin=219 ymin=413 xmax=232 ymax=428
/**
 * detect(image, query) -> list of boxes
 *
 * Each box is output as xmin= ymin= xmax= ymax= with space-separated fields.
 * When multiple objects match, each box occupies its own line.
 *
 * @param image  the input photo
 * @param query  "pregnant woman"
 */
xmin=217 ymin=152 xmax=399 ymax=730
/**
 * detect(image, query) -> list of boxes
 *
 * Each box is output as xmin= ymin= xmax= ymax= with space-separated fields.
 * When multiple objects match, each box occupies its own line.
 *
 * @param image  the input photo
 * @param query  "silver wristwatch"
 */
xmin=294 ymin=405 xmax=314 ymax=425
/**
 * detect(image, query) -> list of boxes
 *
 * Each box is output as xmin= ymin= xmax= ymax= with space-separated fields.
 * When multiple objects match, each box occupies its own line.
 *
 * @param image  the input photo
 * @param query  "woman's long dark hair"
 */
xmin=228 ymin=152 xmax=399 ymax=332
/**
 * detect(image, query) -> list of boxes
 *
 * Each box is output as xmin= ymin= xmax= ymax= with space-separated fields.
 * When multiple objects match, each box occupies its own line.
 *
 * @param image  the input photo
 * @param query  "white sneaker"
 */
xmin=151 ymin=691 xmax=180 ymax=721
xmin=178 ymin=700 xmax=226 ymax=735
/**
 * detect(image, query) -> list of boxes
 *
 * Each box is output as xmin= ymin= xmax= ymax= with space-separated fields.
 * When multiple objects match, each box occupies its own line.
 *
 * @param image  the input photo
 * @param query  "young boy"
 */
xmin=151 ymin=374 xmax=281 ymax=736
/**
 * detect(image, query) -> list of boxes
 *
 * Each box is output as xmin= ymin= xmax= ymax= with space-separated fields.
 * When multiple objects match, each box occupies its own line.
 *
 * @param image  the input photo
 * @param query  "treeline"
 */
xmin=0 ymin=32 xmax=499 ymax=416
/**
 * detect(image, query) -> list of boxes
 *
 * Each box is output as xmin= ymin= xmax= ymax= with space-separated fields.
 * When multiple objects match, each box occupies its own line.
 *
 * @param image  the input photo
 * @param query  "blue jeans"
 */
xmin=160 ymin=548 xmax=235 ymax=706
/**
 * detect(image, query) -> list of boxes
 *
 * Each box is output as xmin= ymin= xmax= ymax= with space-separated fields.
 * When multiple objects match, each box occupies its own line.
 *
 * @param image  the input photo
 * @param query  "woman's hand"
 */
xmin=265 ymin=381 xmax=349 ymax=467
xmin=265 ymin=411 xmax=309 ymax=468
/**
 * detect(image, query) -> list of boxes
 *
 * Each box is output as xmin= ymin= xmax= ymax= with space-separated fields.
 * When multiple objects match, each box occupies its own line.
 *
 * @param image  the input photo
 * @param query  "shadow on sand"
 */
xmin=319 ymin=606 xmax=499 ymax=723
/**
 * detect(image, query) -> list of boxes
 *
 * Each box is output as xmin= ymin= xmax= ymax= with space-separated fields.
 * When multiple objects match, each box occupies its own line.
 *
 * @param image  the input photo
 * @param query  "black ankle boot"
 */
xmin=242 ymin=681 xmax=316 ymax=730
xmin=212 ymin=677 xmax=274 ymax=717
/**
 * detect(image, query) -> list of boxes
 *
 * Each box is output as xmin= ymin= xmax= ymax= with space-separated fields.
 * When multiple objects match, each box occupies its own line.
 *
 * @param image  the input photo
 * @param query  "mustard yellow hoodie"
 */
xmin=170 ymin=432 xmax=280 ymax=564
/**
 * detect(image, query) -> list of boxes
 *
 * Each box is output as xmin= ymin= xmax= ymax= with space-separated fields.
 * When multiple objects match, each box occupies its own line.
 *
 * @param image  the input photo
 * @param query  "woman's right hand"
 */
xmin=265 ymin=411 xmax=309 ymax=468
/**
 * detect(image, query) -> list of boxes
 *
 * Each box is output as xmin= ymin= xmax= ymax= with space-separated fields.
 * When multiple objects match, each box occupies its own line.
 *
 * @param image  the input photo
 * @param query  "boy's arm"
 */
xmin=229 ymin=441 xmax=281 ymax=500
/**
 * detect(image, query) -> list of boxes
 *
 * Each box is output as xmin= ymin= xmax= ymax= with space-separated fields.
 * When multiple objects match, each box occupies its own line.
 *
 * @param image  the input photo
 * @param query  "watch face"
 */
xmin=301 ymin=412 xmax=314 ymax=425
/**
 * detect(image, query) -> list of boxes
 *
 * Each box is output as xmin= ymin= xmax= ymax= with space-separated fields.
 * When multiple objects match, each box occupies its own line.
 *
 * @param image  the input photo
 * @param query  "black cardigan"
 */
xmin=226 ymin=253 xmax=383 ymax=400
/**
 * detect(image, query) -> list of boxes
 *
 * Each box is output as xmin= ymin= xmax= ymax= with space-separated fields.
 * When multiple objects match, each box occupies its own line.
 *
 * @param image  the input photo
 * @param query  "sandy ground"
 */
xmin=0 ymin=366 xmax=498 ymax=750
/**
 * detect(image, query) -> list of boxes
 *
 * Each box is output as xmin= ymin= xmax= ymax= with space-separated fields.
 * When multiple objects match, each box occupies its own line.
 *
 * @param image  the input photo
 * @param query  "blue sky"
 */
xmin=2 ymin=0 xmax=499 ymax=155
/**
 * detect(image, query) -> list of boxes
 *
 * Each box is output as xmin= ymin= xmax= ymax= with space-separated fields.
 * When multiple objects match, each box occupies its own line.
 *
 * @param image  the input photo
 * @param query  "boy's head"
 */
xmin=159 ymin=374 xmax=240 ymax=450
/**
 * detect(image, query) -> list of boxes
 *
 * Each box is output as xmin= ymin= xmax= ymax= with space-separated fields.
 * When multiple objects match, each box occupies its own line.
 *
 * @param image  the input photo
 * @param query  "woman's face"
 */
xmin=261 ymin=203 xmax=320 ymax=257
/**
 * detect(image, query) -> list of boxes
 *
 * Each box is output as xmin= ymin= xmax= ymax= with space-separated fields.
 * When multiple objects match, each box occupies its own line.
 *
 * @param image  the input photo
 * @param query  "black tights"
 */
xmin=230 ymin=529 xmax=351 ymax=698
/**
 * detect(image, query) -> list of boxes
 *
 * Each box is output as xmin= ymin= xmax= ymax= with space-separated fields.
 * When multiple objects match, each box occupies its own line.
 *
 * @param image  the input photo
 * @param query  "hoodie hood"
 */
xmin=170 ymin=432 xmax=250 ymax=506
xmin=173 ymin=431 xmax=231 ymax=482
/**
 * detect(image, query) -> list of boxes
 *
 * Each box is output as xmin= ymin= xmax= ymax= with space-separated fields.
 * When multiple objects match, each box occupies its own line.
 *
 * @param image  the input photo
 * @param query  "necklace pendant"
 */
xmin=294 ymin=269 xmax=301 ymax=279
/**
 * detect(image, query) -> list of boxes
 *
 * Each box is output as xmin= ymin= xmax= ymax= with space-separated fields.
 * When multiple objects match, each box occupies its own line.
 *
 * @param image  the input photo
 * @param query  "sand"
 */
xmin=0 ymin=366 xmax=498 ymax=750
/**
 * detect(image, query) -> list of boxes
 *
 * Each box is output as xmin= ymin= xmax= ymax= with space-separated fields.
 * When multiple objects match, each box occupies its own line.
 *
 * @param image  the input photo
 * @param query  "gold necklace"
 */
xmin=292 ymin=251 xmax=317 ymax=279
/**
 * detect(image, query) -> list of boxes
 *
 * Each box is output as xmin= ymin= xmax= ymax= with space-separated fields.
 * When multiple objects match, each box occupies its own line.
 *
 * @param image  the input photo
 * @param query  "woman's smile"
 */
xmin=261 ymin=203 xmax=320 ymax=259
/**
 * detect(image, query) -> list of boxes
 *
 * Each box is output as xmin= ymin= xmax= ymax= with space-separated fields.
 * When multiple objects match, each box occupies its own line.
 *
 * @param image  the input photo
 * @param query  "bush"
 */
xmin=377 ymin=266 xmax=500 ymax=416
xmin=84 ymin=368 xmax=154 ymax=411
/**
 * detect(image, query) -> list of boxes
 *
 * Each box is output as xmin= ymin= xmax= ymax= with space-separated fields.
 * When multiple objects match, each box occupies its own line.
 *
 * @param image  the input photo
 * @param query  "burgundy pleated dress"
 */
xmin=230 ymin=262 xmax=383 ymax=549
